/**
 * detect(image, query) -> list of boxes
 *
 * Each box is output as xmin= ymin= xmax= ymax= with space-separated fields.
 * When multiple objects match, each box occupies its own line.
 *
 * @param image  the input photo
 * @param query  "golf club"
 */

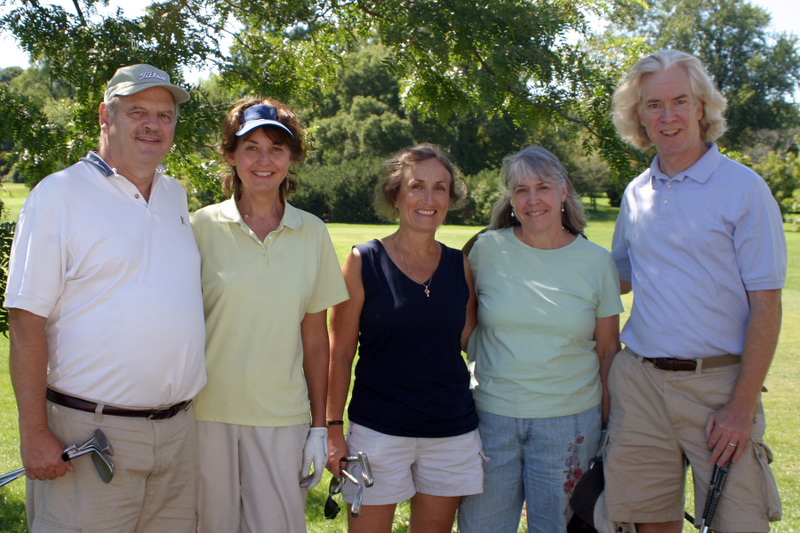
xmin=323 ymin=451 xmax=374 ymax=519
xmin=0 ymin=429 xmax=115 ymax=487
xmin=340 ymin=469 xmax=365 ymax=516
xmin=343 ymin=451 xmax=374 ymax=487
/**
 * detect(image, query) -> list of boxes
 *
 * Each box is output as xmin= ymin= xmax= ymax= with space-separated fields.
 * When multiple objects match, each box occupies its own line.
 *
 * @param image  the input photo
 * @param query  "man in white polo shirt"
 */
xmin=604 ymin=50 xmax=785 ymax=533
xmin=5 ymin=64 xmax=207 ymax=532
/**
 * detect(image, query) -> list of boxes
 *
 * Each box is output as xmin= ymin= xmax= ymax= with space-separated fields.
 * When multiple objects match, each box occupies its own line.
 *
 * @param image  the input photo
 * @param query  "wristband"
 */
xmin=326 ymin=420 xmax=344 ymax=426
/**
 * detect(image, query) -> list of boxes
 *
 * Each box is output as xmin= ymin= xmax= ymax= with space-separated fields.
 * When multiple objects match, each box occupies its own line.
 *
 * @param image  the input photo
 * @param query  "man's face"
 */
xmin=638 ymin=67 xmax=706 ymax=175
xmin=100 ymin=87 xmax=177 ymax=172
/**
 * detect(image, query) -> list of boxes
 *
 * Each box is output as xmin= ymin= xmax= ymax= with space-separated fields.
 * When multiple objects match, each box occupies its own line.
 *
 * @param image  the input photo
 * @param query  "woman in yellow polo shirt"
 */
xmin=191 ymin=97 xmax=349 ymax=533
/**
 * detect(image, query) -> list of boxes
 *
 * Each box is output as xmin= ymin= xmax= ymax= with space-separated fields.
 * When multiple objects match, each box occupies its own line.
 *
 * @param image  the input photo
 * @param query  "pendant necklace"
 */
xmin=395 ymin=240 xmax=438 ymax=298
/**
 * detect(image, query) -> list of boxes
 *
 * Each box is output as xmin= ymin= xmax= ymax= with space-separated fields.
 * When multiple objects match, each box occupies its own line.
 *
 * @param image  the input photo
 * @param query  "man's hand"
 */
xmin=705 ymin=402 xmax=753 ymax=466
xmin=300 ymin=426 xmax=328 ymax=490
xmin=326 ymin=427 xmax=348 ymax=478
xmin=21 ymin=425 xmax=72 ymax=480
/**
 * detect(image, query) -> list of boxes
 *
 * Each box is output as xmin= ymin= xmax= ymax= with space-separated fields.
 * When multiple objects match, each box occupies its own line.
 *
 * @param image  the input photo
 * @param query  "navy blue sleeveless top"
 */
xmin=348 ymin=239 xmax=478 ymax=438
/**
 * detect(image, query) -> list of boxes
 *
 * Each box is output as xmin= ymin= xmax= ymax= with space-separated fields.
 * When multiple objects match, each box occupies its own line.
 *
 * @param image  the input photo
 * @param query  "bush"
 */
xmin=448 ymin=168 xmax=502 ymax=226
xmin=753 ymin=151 xmax=800 ymax=214
xmin=292 ymin=157 xmax=385 ymax=223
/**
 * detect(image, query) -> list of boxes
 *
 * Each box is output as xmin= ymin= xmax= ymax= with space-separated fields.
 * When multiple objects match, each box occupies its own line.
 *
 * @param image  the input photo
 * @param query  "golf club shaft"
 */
xmin=0 ymin=468 xmax=26 ymax=487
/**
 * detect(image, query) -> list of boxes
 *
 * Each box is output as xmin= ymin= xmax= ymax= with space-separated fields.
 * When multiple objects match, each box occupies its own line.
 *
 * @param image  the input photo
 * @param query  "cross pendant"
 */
xmin=424 ymin=287 xmax=430 ymax=298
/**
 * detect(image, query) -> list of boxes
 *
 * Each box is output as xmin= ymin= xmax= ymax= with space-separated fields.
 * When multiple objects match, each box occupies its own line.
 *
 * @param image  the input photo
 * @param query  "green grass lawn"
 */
xmin=0 ymin=198 xmax=796 ymax=533
xmin=0 ymin=183 xmax=29 ymax=223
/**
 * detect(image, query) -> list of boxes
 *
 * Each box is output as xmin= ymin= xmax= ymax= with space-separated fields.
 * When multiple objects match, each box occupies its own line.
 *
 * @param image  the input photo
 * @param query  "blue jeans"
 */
xmin=458 ymin=406 xmax=601 ymax=533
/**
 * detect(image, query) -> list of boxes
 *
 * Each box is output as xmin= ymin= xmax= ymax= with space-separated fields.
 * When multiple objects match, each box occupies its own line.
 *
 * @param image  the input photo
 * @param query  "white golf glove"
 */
xmin=300 ymin=427 xmax=328 ymax=490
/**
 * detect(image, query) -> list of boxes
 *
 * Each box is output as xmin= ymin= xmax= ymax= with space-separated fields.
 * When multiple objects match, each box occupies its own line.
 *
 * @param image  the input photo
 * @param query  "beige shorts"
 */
xmin=603 ymin=348 xmax=781 ymax=532
xmin=29 ymin=401 xmax=198 ymax=533
xmin=341 ymin=423 xmax=485 ymax=505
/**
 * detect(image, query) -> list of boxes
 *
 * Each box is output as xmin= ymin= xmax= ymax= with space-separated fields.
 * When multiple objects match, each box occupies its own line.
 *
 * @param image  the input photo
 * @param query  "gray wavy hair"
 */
xmin=489 ymin=146 xmax=586 ymax=237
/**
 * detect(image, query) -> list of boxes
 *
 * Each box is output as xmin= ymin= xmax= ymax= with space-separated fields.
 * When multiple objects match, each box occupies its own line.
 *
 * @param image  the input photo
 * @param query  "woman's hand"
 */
xmin=326 ymin=426 xmax=349 ymax=477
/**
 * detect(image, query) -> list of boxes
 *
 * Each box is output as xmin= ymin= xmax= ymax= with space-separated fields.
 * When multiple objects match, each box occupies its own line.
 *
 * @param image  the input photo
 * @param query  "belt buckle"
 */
xmin=147 ymin=404 xmax=177 ymax=420
xmin=653 ymin=358 xmax=696 ymax=371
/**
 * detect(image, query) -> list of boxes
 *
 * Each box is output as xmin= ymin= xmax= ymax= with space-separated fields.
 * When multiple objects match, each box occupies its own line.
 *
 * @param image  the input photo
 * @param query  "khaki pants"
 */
xmin=196 ymin=421 xmax=310 ymax=533
xmin=28 ymin=401 xmax=198 ymax=533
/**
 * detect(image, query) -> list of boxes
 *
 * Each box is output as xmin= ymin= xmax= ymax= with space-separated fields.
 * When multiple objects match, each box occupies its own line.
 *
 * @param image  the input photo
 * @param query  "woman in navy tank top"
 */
xmin=326 ymin=145 xmax=485 ymax=533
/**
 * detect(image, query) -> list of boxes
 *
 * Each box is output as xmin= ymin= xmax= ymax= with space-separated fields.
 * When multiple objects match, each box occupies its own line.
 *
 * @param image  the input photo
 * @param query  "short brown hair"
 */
xmin=375 ymin=144 xmax=466 ymax=221
xmin=219 ymin=97 xmax=305 ymax=200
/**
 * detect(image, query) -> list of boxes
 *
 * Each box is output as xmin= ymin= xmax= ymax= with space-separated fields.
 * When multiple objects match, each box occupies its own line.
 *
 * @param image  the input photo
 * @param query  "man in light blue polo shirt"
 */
xmin=604 ymin=50 xmax=785 ymax=533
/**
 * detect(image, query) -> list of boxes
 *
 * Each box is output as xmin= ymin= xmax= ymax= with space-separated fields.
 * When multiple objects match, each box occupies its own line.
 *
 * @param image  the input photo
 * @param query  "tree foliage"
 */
xmin=1 ymin=0 xmax=643 ymax=191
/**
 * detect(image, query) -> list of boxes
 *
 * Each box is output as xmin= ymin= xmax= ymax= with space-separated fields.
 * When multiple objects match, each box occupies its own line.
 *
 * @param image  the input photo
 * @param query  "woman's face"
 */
xmin=395 ymin=158 xmax=452 ymax=233
xmin=510 ymin=174 xmax=567 ymax=238
xmin=226 ymin=127 xmax=292 ymax=198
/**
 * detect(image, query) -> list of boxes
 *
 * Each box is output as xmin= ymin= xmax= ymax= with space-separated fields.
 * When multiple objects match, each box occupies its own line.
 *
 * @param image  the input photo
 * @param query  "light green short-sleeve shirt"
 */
xmin=467 ymin=227 xmax=623 ymax=419
xmin=191 ymin=199 xmax=349 ymax=426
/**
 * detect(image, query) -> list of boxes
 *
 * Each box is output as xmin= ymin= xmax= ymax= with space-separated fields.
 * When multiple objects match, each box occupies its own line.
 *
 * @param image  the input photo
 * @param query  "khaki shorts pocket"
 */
xmin=752 ymin=438 xmax=782 ymax=522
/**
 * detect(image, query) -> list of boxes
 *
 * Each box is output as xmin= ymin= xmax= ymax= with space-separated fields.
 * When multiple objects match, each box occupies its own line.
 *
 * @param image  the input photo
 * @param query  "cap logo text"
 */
xmin=138 ymin=72 xmax=168 ymax=82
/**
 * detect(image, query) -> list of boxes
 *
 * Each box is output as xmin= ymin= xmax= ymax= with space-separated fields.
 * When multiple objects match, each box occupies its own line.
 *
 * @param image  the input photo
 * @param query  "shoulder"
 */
xmin=287 ymin=204 xmax=329 ymax=234
xmin=190 ymin=201 xmax=223 ymax=225
xmin=473 ymin=227 xmax=514 ymax=252
xmin=572 ymin=236 xmax=614 ymax=259
xmin=21 ymin=161 xmax=91 ymax=212
xmin=158 ymin=172 xmax=187 ymax=193
xmin=714 ymin=154 xmax=771 ymax=191
xmin=439 ymin=242 xmax=465 ymax=260
xmin=623 ymin=166 xmax=653 ymax=195
xmin=354 ymin=239 xmax=381 ymax=257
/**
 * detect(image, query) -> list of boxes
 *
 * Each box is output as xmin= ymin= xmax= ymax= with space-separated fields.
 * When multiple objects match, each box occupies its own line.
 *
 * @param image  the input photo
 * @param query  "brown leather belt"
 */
xmin=47 ymin=388 xmax=192 ymax=420
xmin=626 ymin=349 xmax=741 ymax=371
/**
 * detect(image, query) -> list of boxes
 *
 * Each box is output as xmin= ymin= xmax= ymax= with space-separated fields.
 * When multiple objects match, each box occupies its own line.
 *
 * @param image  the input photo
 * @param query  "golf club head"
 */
xmin=344 ymin=451 xmax=374 ymax=487
xmin=87 ymin=445 xmax=115 ymax=484
xmin=355 ymin=452 xmax=373 ymax=487
xmin=89 ymin=429 xmax=114 ymax=457
xmin=75 ymin=429 xmax=114 ymax=457
xmin=351 ymin=483 xmax=364 ymax=517
xmin=0 ymin=468 xmax=26 ymax=488
xmin=63 ymin=444 xmax=115 ymax=483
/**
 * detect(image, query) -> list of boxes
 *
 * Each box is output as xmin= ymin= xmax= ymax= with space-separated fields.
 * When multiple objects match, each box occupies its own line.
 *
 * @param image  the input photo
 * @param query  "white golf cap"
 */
xmin=104 ymin=64 xmax=190 ymax=104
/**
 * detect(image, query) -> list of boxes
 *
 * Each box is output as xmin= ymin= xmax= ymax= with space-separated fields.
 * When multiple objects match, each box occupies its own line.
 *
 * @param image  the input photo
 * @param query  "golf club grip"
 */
xmin=61 ymin=451 xmax=70 ymax=462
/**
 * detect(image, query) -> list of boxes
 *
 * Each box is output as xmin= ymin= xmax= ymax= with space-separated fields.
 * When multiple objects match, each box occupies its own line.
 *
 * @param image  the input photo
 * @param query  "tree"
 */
xmin=604 ymin=0 xmax=800 ymax=148
xmin=1 ymin=0 xmax=642 ymax=192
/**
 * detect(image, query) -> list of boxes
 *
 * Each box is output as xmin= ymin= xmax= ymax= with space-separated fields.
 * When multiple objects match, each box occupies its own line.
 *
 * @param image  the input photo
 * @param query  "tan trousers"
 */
xmin=28 ymin=401 xmax=198 ymax=533
xmin=196 ymin=421 xmax=310 ymax=533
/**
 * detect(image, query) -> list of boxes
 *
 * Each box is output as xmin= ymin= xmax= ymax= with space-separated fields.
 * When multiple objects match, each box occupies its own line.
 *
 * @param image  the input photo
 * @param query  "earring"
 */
xmin=284 ymin=179 xmax=290 ymax=191
xmin=510 ymin=209 xmax=515 ymax=218
xmin=561 ymin=203 xmax=565 ymax=213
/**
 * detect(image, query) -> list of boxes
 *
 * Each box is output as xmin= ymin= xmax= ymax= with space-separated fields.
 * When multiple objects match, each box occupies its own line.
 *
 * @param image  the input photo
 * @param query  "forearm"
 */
xmin=9 ymin=308 xmax=72 ymax=479
xmin=9 ymin=309 xmax=50 ymax=437
xmin=302 ymin=312 xmax=330 ymax=427
xmin=595 ymin=315 xmax=621 ymax=424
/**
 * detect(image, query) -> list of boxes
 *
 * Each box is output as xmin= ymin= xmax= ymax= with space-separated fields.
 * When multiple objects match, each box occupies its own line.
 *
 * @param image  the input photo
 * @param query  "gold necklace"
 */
xmin=395 ymin=240 xmax=438 ymax=298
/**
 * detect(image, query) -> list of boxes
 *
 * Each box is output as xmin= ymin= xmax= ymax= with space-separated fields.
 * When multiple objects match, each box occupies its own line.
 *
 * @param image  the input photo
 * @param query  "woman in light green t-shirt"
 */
xmin=458 ymin=146 xmax=624 ymax=533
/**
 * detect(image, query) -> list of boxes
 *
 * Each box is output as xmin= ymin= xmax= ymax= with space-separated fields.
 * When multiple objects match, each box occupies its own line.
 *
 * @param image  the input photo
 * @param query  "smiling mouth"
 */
xmin=252 ymin=170 xmax=275 ymax=177
xmin=525 ymin=210 xmax=547 ymax=217
xmin=416 ymin=209 xmax=436 ymax=215
xmin=662 ymin=129 xmax=680 ymax=136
